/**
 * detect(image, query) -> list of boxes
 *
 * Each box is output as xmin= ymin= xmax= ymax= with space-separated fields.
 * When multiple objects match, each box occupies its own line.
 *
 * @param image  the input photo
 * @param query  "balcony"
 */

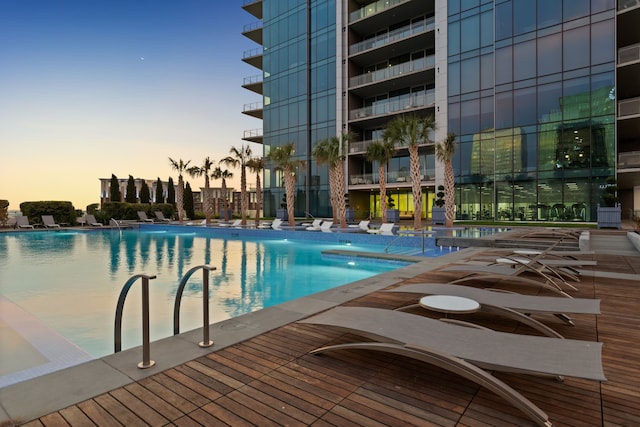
xmin=242 ymin=0 xmax=262 ymax=20
xmin=242 ymin=47 xmax=263 ymax=70
xmin=349 ymin=55 xmax=435 ymax=97
xmin=349 ymin=90 xmax=435 ymax=123
xmin=619 ymin=0 xmax=640 ymax=11
xmin=619 ymin=151 xmax=640 ymax=169
xmin=618 ymin=96 xmax=640 ymax=117
xmin=349 ymin=0 xmax=434 ymax=34
xmin=348 ymin=135 xmax=434 ymax=154
xmin=242 ymin=128 xmax=263 ymax=144
xmin=243 ymin=101 xmax=263 ymax=119
xmin=618 ymin=43 xmax=640 ymax=65
xmin=242 ymin=74 xmax=263 ymax=95
xmin=348 ymin=171 xmax=434 ymax=187
xmin=242 ymin=21 xmax=263 ymax=45
xmin=349 ymin=17 xmax=434 ymax=56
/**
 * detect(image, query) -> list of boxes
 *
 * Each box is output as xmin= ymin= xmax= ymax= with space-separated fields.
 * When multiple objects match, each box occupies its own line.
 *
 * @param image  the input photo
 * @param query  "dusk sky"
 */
xmin=1 ymin=0 xmax=260 ymax=211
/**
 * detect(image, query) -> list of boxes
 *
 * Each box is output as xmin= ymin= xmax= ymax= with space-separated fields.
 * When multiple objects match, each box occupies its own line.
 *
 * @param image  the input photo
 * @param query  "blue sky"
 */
xmin=0 ymin=0 xmax=261 ymax=210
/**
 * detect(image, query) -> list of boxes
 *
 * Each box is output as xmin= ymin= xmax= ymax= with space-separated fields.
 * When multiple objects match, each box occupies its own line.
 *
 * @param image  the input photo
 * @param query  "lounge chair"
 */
xmin=137 ymin=211 xmax=154 ymax=223
xmin=218 ymin=219 xmax=242 ymax=227
xmin=299 ymin=306 xmax=605 ymax=427
xmin=270 ymin=218 xmax=284 ymax=230
xmin=367 ymin=223 xmax=395 ymax=235
xmin=347 ymin=220 xmax=370 ymax=231
xmin=16 ymin=215 xmax=34 ymax=229
xmin=440 ymin=263 xmax=574 ymax=297
xmin=307 ymin=220 xmax=333 ymax=232
xmin=84 ymin=214 xmax=103 ymax=227
xmin=41 ymin=215 xmax=61 ymax=228
xmin=154 ymin=211 xmax=172 ymax=222
xmin=385 ymin=283 xmax=601 ymax=336
xmin=304 ymin=219 xmax=323 ymax=230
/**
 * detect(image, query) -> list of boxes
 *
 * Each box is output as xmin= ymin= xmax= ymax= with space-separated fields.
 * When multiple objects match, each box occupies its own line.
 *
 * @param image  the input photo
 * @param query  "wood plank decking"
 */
xmin=17 ymin=244 xmax=640 ymax=427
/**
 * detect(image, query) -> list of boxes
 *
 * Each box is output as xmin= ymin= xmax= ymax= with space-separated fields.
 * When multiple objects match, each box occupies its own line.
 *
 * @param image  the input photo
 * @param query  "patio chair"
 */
xmin=84 ymin=214 xmax=103 ymax=227
xmin=307 ymin=220 xmax=333 ymax=232
xmin=15 ymin=215 xmax=34 ymax=229
xmin=367 ymin=223 xmax=395 ymax=235
xmin=218 ymin=219 xmax=243 ymax=227
xmin=137 ymin=211 xmax=154 ymax=222
xmin=304 ymin=219 xmax=323 ymax=230
xmin=154 ymin=211 xmax=172 ymax=222
xmin=385 ymin=283 xmax=601 ymax=336
xmin=41 ymin=215 xmax=61 ymax=228
xmin=299 ymin=306 xmax=605 ymax=427
xmin=347 ymin=220 xmax=370 ymax=231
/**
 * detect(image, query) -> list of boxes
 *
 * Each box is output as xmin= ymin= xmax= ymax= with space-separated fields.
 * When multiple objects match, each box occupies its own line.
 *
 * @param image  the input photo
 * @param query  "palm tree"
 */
xmin=222 ymin=145 xmax=252 ymax=226
xmin=211 ymin=166 xmax=234 ymax=221
xmin=383 ymin=114 xmax=436 ymax=229
xmin=436 ymin=132 xmax=457 ymax=228
xmin=366 ymin=138 xmax=396 ymax=222
xmin=247 ymin=156 xmax=265 ymax=227
xmin=312 ymin=133 xmax=350 ymax=228
xmin=191 ymin=157 xmax=216 ymax=224
xmin=168 ymin=158 xmax=198 ymax=222
xmin=266 ymin=143 xmax=305 ymax=227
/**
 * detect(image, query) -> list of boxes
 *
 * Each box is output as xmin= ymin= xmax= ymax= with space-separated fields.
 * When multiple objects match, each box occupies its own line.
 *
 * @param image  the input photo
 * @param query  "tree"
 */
xmin=0 ymin=199 xmax=8 ymax=227
xmin=168 ymin=158 xmax=197 ymax=222
xmin=139 ymin=181 xmax=150 ymax=204
xmin=212 ymin=166 xmax=233 ymax=221
xmin=184 ymin=182 xmax=195 ymax=220
xmin=125 ymin=175 xmax=137 ymax=203
xmin=383 ymin=114 xmax=436 ymax=229
xmin=312 ymin=134 xmax=350 ymax=228
xmin=109 ymin=174 xmax=121 ymax=202
xmin=435 ymin=132 xmax=457 ymax=228
xmin=222 ymin=145 xmax=252 ymax=225
xmin=167 ymin=177 xmax=175 ymax=205
xmin=191 ymin=157 xmax=216 ymax=224
xmin=365 ymin=138 xmax=396 ymax=222
xmin=155 ymin=177 xmax=164 ymax=203
xmin=267 ymin=143 xmax=305 ymax=227
xmin=247 ymin=156 xmax=265 ymax=226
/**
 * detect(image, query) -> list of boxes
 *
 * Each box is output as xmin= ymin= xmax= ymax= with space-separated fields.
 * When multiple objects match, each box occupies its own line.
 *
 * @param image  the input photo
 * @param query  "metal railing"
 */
xmin=618 ymin=97 xmax=640 ymax=117
xmin=349 ymin=17 xmax=434 ymax=55
xmin=349 ymin=0 xmax=410 ymax=22
xmin=114 ymin=274 xmax=157 ymax=368
xmin=350 ymin=90 xmax=435 ymax=120
xmin=618 ymin=43 xmax=640 ymax=65
xmin=349 ymin=55 xmax=435 ymax=88
xmin=173 ymin=265 xmax=217 ymax=347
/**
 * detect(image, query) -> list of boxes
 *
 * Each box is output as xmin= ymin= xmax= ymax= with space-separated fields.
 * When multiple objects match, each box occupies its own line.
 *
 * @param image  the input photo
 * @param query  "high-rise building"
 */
xmin=241 ymin=0 xmax=639 ymax=223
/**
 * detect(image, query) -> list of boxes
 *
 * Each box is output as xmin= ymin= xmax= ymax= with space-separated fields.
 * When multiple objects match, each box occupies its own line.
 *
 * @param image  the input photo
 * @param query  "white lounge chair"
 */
xmin=304 ymin=219 xmax=323 ymax=230
xmin=367 ymin=223 xmax=395 ymax=235
xmin=300 ymin=306 xmax=605 ymax=427
xmin=137 ymin=211 xmax=154 ymax=223
xmin=319 ymin=221 xmax=334 ymax=232
xmin=218 ymin=219 xmax=242 ymax=227
xmin=84 ymin=214 xmax=103 ymax=227
xmin=41 ymin=215 xmax=61 ymax=228
xmin=348 ymin=220 xmax=370 ymax=231
xmin=16 ymin=216 xmax=34 ymax=229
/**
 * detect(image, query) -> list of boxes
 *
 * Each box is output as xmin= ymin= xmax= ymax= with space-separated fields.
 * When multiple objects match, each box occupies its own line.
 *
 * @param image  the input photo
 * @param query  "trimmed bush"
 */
xmin=20 ymin=201 xmax=76 ymax=225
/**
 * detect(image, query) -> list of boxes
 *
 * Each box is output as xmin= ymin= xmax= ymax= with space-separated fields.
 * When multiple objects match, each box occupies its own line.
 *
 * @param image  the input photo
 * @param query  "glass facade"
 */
xmin=448 ymin=0 xmax=615 ymax=222
xmin=262 ymin=0 xmax=336 ymax=218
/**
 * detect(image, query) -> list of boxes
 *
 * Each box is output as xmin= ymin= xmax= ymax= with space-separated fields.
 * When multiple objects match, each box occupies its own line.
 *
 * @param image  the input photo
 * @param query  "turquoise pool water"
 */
xmin=0 ymin=229 xmax=410 ymax=359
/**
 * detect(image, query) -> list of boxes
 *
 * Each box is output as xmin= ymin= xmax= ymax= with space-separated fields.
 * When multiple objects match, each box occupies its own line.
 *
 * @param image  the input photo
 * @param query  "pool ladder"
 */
xmin=113 ymin=265 xmax=216 ymax=369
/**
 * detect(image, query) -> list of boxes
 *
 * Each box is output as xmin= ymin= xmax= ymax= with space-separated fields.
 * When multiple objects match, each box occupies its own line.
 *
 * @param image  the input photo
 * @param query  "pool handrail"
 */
xmin=173 ymin=265 xmax=217 ymax=347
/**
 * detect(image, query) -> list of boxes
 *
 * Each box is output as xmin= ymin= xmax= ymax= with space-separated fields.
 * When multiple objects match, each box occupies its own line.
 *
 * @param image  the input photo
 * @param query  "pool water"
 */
xmin=0 ymin=229 xmax=407 ymax=359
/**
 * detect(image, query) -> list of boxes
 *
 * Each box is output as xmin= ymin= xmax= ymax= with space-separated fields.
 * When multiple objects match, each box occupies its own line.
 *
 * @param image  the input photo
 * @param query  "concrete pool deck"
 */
xmin=1 ymin=226 xmax=639 ymax=425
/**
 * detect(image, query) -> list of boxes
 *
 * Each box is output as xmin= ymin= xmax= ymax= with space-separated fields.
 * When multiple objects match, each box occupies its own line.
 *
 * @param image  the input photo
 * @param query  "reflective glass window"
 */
xmin=514 ymin=0 xmax=536 ymax=35
xmin=591 ymin=72 xmax=615 ymax=117
xmin=513 ymin=40 xmax=536 ymax=81
xmin=460 ymin=57 xmax=480 ymax=93
xmin=480 ymin=53 xmax=494 ymax=89
xmin=537 ymin=33 xmax=562 ymax=76
xmin=480 ymin=10 xmax=493 ymax=47
xmin=449 ymin=21 xmax=460 ymax=56
xmin=563 ymin=26 xmax=590 ymax=71
xmin=537 ymin=0 xmax=561 ymax=29
xmin=495 ymin=46 xmax=513 ymax=85
xmin=461 ymin=0 xmax=479 ymax=11
xmin=564 ymin=0 xmax=590 ymax=21
xmin=520 ymin=126 xmax=538 ymax=172
xmin=591 ymin=0 xmax=615 ymax=13
xmin=563 ymin=77 xmax=590 ymax=120
xmin=448 ymin=61 xmax=461 ymax=96
xmin=480 ymin=96 xmax=494 ymax=130
xmin=538 ymin=81 xmax=562 ymax=123
xmin=461 ymin=15 xmax=480 ymax=52
xmin=495 ymin=91 xmax=513 ymax=129
xmin=495 ymin=1 xmax=512 ymax=40
xmin=591 ymin=20 xmax=614 ymax=65
xmin=448 ymin=102 xmax=461 ymax=134
xmin=514 ymin=86 xmax=536 ymax=126
xmin=461 ymin=99 xmax=480 ymax=135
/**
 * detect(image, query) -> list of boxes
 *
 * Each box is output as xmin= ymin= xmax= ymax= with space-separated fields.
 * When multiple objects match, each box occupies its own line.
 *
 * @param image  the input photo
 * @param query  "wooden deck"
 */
xmin=19 ymin=245 xmax=640 ymax=427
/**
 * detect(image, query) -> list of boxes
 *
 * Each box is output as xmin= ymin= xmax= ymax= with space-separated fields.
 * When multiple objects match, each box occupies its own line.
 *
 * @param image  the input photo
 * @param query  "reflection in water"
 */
xmin=1 ymin=230 xmax=401 ymax=358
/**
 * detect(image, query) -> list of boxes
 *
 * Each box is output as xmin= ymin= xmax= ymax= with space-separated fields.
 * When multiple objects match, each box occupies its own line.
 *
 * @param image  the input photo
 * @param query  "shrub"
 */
xmin=600 ymin=177 xmax=618 ymax=207
xmin=435 ymin=185 xmax=445 ymax=208
xmin=0 ymin=199 xmax=9 ymax=226
xmin=20 ymin=201 xmax=76 ymax=225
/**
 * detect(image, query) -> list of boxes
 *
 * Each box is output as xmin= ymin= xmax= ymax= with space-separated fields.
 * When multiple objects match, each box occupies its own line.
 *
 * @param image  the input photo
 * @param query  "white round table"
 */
xmin=419 ymin=295 xmax=480 ymax=315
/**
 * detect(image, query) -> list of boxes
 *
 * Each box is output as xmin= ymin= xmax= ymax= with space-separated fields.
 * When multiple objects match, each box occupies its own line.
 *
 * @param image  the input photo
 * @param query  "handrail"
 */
xmin=173 ymin=265 xmax=217 ymax=347
xmin=109 ymin=218 xmax=121 ymax=229
xmin=114 ymin=274 xmax=157 ymax=369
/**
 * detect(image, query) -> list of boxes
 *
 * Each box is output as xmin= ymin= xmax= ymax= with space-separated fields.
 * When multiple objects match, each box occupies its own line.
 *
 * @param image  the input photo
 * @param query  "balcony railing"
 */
xmin=243 ymin=47 xmax=263 ymax=59
xmin=243 ymin=74 xmax=263 ymax=85
xmin=350 ymin=55 xmax=435 ymax=88
xmin=619 ymin=151 xmax=640 ymax=168
xmin=349 ymin=17 xmax=435 ymax=55
xmin=619 ymin=0 xmax=640 ymax=10
xmin=350 ymin=90 xmax=435 ymax=121
xmin=618 ymin=43 xmax=640 ymax=65
xmin=618 ymin=97 xmax=640 ymax=117
xmin=349 ymin=171 xmax=434 ymax=186
xmin=243 ymin=101 xmax=263 ymax=112
xmin=243 ymin=128 xmax=263 ymax=139
xmin=243 ymin=21 xmax=263 ymax=33
xmin=349 ymin=0 xmax=411 ymax=23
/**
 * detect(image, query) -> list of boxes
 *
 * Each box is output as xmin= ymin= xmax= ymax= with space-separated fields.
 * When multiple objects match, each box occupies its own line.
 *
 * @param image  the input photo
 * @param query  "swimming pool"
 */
xmin=0 ymin=228 xmax=411 ymax=363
